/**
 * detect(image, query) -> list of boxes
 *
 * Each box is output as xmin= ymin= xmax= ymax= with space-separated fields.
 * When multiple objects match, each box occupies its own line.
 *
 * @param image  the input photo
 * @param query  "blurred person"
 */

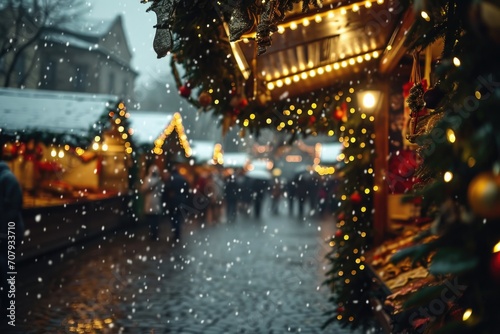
xmin=0 ymin=157 xmax=24 ymax=327
xmin=270 ymin=178 xmax=281 ymax=215
xmin=140 ymin=164 xmax=163 ymax=241
xmin=164 ymin=165 xmax=190 ymax=244
xmin=193 ymin=173 xmax=209 ymax=223
xmin=285 ymin=178 xmax=296 ymax=216
xmin=224 ymin=170 xmax=240 ymax=223
xmin=251 ymin=178 xmax=269 ymax=219
xmin=210 ymin=170 xmax=225 ymax=223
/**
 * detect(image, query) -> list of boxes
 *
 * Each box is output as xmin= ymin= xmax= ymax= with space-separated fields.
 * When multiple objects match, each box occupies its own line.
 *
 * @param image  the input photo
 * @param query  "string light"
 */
xmin=493 ymin=241 xmax=500 ymax=253
xmin=444 ymin=171 xmax=453 ymax=183
xmin=462 ymin=309 xmax=473 ymax=322
xmin=151 ymin=112 xmax=192 ymax=157
xmin=266 ymin=50 xmax=382 ymax=90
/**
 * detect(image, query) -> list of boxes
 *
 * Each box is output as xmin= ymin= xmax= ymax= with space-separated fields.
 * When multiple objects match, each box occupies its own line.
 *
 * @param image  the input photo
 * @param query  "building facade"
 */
xmin=0 ymin=5 xmax=137 ymax=100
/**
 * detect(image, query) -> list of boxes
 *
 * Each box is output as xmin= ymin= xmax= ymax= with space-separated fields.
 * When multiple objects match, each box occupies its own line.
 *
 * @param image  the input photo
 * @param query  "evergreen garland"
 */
xmin=322 ymin=92 xmax=376 ymax=330
xmin=388 ymin=1 xmax=500 ymax=332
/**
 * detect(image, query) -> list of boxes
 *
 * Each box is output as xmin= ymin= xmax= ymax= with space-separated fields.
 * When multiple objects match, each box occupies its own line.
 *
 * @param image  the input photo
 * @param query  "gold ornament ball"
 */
xmin=468 ymin=171 xmax=500 ymax=218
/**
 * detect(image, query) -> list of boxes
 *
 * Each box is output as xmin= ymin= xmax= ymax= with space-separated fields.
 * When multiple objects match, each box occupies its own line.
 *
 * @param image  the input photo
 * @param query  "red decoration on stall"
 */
xmin=335 ymin=229 xmax=343 ymax=238
xmin=490 ymin=251 xmax=500 ymax=283
xmin=309 ymin=115 xmax=317 ymax=125
xmin=36 ymin=161 xmax=63 ymax=172
xmin=2 ymin=142 xmax=18 ymax=160
xmin=403 ymin=81 xmax=413 ymax=98
xmin=388 ymin=149 xmax=421 ymax=194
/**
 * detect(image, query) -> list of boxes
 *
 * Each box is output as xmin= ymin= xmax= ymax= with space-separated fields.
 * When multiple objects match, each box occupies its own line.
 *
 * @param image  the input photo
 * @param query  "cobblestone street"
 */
xmin=13 ymin=202 xmax=358 ymax=334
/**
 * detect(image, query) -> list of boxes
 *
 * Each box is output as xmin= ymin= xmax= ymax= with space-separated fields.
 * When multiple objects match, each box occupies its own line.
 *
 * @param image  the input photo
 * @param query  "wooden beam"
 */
xmin=379 ymin=9 xmax=415 ymax=75
xmin=373 ymin=81 xmax=389 ymax=246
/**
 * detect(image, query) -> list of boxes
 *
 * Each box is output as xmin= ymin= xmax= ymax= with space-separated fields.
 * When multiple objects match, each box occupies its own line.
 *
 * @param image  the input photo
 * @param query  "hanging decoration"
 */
xmin=423 ymin=80 xmax=445 ymax=110
xmin=142 ymin=0 xmax=322 ymax=58
xmin=467 ymin=169 xmax=500 ymax=219
xmin=179 ymin=83 xmax=192 ymax=98
xmin=143 ymin=0 xmax=177 ymax=58
xmin=404 ymin=52 xmax=429 ymax=143
xmin=224 ymin=0 xmax=323 ymax=55
xmin=198 ymin=91 xmax=213 ymax=108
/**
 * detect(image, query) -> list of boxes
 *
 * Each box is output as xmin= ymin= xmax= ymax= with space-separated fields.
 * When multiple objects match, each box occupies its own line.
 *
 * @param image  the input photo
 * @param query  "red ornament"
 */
xmin=333 ymin=106 xmax=345 ymax=121
xmin=335 ymin=229 xmax=343 ymax=238
xmin=490 ymin=252 xmax=500 ymax=283
xmin=179 ymin=84 xmax=192 ymax=98
xmin=350 ymin=191 xmax=362 ymax=204
xmin=336 ymin=306 xmax=345 ymax=313
xmin=198 ymin=91 xmax=212 ymax=107
xmin=238 ymin=97 xmax=249 ymax=109
xmin=309 ymin=115 xmax=317 ymax=125
xmin=337 ymin=212 xmax=346 ymax=221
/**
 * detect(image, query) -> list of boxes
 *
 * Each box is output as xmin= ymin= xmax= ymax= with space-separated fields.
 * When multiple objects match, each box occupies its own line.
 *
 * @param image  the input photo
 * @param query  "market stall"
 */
xmin=0 ymin=88 xmax=134 ymax=259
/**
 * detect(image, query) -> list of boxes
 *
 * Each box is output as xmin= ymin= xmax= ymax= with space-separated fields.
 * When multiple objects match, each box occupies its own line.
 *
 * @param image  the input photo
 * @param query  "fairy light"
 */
xmin=444 ymin=171 xmax=453 ymax=183
xmin=447 ymin=129 xmax=456 ymax=143
xmin=493 ymin=241 xmax=500 ymax=253
xmin=462 ymin=309 xmax=472 ymax=322
xmin=421 ymin=11 xmax=430 ymax=21
xmin=266 ymin=50 xmax=382 ymax=90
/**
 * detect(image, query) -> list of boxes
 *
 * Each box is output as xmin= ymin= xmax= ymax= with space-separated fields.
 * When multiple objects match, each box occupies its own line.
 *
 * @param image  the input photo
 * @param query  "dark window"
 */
xmin=14 ymin=53 xmax=25 ymax=86
xmin=41 ymin=59 xmax=57 ymax=89
xmin=74 ymin=65 xmax=88 ymax=91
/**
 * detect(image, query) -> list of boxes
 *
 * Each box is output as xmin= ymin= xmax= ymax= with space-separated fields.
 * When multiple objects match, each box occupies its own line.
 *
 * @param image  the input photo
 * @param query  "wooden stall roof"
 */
xmin=232 ymin=0 xmax=404 ymax=100
xmin=0 ymin=88 xmax=118 ymax=137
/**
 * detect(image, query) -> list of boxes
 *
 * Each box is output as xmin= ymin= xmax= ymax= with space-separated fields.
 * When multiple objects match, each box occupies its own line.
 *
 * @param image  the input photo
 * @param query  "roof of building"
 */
xmin=59 ymin=17 xmax=116 ymax=38
xmin=42 ymin=16 xmax=135 ymax=72
xmin=0 ymin=88 xmax=118 ymax=139
xmin=128 ymin=111 xmax=173 ymax=146
xmin=190 ymin=140 xmax=216 ymax=164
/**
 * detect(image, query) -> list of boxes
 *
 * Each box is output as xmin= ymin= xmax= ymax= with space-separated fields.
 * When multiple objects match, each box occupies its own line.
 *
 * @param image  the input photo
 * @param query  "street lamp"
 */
xmin=357 ymin=89 xmax=382 ymax=114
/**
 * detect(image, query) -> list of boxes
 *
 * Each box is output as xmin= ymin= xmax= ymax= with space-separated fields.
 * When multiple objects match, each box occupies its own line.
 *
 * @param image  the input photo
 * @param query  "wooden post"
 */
xmin=373 ymin=81 xmax=389 ymax=246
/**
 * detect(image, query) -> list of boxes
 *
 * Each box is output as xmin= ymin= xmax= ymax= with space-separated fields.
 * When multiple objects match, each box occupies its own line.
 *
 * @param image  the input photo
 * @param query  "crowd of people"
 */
xmin=140 ymin=164 xmax=341 ymax=243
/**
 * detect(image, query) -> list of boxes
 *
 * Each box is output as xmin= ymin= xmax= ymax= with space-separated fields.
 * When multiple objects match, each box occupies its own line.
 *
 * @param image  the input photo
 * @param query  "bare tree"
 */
xmin=0 ymin=0 xmax=86 ymax=87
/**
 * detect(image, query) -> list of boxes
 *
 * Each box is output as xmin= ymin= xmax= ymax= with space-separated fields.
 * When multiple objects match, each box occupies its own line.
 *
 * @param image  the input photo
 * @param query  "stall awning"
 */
xmin=223 ymin=152 xmax=250 ymax=168
xmin=190 ymin=140 xmax=217 ymax=165
xmin=128 ymin=111 xmax=173 ymax=146
xmin=0 ymin=88 xmax=118 ymax=139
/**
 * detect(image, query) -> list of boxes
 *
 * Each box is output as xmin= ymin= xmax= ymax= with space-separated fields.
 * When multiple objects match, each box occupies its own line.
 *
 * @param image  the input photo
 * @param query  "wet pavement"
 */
xmin=11 ymin=201 xmax=358 ymax=334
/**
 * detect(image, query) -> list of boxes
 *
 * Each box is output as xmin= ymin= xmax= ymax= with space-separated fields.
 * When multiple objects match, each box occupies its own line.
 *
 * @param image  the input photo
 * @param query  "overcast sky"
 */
xmin=85 ymin=1 xmax=172 ymax=87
